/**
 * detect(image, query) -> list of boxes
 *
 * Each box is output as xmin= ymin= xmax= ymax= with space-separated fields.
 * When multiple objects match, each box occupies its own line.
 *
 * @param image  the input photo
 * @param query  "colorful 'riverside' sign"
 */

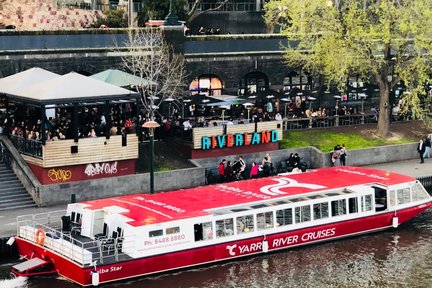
xmin=202 ymin=130 xmax=279 ymax=150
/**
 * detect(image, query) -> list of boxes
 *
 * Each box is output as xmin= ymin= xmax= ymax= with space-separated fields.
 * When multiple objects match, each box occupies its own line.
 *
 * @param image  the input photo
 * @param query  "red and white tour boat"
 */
xmin=9 ymin=166 xmax=432 ymax=286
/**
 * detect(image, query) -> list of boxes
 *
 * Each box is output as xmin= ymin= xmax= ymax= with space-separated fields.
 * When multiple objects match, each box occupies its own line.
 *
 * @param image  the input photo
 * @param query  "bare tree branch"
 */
xmin=188 ymin=0 xmax=229 ymax=22
xmin=121 ymin=29 xmax=186 ymax=120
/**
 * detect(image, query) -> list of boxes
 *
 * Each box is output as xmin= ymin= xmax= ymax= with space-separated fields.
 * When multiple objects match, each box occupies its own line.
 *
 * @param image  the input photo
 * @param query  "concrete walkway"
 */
xmin=364 ymin=157 xmax=432 ymax=178
xmin=1 ymin=158 xmax=431 ymax=238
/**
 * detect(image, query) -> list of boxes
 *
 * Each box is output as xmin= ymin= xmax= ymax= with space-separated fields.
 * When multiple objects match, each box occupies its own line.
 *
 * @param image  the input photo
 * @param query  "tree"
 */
xmin=187 ymin=0 xmax=230 ymax=22
xmin=264 ymin=0 xmax=432 ymax=137
xmin=121 ymin=29 xmax=186 ymax=120
xmin=137 ymin=0 xmax=188 ymax=26
xmin=91 ymin=9 xmax=127 ymax=28
xmin=137 ymin=0 xmax=229 ymax=26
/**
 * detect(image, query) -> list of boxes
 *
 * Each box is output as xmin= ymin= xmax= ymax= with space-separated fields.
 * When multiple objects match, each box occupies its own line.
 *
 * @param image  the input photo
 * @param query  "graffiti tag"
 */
xmin=48 ymin=169 xmax=72 ymax=182
xmin=84 ymin=161 xmax=118 ymax=177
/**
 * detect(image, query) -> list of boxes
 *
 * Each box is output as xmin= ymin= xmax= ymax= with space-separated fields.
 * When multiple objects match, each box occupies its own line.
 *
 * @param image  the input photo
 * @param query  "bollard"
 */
xmin=71 ymin=194 xmax=76 ymax=203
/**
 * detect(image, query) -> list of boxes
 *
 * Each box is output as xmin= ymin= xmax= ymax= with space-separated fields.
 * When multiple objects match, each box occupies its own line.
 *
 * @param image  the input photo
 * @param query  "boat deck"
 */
xmin=19 ymin=224 xmax=133 ymax=267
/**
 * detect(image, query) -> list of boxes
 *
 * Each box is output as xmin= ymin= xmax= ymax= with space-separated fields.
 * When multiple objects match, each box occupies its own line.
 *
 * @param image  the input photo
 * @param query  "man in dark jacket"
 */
xmin=224 ymin=160 xmax=233 ymax=182
xmin=418 ymin=139 xmax=426 ymax=164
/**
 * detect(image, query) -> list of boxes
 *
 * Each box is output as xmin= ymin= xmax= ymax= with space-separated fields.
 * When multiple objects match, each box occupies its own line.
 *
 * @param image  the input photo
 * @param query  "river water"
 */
xmin=1 ymin=209 xmax=432 ymax=288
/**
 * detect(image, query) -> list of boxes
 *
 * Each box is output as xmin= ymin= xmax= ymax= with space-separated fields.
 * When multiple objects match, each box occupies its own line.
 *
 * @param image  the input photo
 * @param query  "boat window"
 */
xmin=166 ymin=227 xmax=180 ymax=235
xmin=272 ymin=200 xmax=291 ymax=205
xmin=71 ymin=212 xmax=76 ymax=222
xmin=290 ymin=197 xmax=309 ymax=203
xmin=331 ymin=199 xmax=346 ymax=216
xmin=348 ymin=197 xmax=358 ymax=214
xmin=313 ymin=202 xmax=329 ymax=220
xmin=412 ymin=183 xmax=430 ymax=201
xmin=389 ymin=190 xmax=396 ymax=207
xmin=276 ymin=208 xmax=293 ymax=226
xmin=236 ymin=215 xmax=254 ymax=234
xmin=216 ymin=218 xmax=234 ymax=238
xmin=397 ymin=188 xmax=411 ymax=205
xmin=308 ymin=195 xmax=324 ymax=199
xmin=194 ymin=222 xmax=213 ymax=241
xmin=231 ymin=208 xmax=250 ymax=212
xmin=361 ymin=195 xmax=372 ymax=212
xmin=251 ymin=204 xmax=268 ymax=209
xmin=374 ymin=187 xmax=387 ymax=211
xmin=257 ymin=212 xmax=274 ymax=230
xmin=75 ymin=213 xmax=82 ymax=224
xmin=295 ymin=205 xmax=311 ymax=223
xmin=149 ymin=229 xmax=163 ymax=238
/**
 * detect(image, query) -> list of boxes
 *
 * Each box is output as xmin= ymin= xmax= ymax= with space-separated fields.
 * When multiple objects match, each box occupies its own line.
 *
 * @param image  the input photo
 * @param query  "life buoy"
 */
xmin=35 ymin=228 xmax=45 ymax=246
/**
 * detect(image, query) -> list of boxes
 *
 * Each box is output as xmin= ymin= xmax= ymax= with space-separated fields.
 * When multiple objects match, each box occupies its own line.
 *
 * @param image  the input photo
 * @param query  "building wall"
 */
xmin=38 ymin=167 xmax=206 ymax=206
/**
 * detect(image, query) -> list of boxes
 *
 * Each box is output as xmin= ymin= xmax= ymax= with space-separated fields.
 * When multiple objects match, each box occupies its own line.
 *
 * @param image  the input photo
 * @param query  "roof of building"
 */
xmin=78 ymin=166 xmax=415 ymax=227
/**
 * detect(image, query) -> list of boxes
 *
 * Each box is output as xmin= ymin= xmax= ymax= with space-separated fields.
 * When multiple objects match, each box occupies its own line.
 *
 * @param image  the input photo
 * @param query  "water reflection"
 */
xmin=2 ymin=210 xmax=432 ymax=288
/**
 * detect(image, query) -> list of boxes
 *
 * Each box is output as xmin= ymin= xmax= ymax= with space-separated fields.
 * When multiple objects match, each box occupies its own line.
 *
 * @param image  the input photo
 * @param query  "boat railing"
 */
xmin=17 ymin=210 xmax=135 ymax=266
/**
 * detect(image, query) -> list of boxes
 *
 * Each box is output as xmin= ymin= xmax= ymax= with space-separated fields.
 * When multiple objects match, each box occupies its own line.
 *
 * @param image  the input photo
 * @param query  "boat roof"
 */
xmin=78 ymin=166 xmax=415 ymax=227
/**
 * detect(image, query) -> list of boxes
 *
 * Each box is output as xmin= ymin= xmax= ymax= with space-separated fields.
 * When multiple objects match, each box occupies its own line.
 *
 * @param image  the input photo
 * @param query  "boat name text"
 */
xmin=134 ymin=196 xmax=185 ymax=213
xmin=217 ymin=184 xmax=271 ymax=200
xmin=335 ymin=168 xmax=389 ymax=181
xmin=226 ymin=228 xmax=336 ymax=256
xmin=97 ymin=265 xmax=123 ymax=274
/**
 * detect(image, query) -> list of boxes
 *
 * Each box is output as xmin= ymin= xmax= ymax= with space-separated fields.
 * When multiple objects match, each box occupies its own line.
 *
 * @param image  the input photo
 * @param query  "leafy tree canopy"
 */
xmin=264 ymin=0 xmax=432 ymax=136
xmin=91 ymin=9 xmax=127 ymax=28
xmin=137 ymin=0 xmax=188 ymax=27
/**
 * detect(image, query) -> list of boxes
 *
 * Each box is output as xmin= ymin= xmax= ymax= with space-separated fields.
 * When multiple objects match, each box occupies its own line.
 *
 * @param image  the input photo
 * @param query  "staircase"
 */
xmin=0 ymin=162 xmax=37 ymax=211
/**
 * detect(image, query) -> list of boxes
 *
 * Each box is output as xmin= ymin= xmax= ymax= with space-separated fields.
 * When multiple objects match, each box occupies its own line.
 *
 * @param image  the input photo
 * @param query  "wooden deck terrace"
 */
xmin=19 ymin=134 xmax=138 ymax=168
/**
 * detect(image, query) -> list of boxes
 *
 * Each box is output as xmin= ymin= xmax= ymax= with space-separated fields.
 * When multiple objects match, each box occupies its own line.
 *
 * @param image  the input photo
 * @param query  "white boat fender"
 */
xmin=392 ymin=216 xmax=399 ymax=228
xmin=91 ymin=269 xmax=99 ymax=286
xmin=6 ymin=237 xmax=15 ymax=246
xmin=262 ymin=240 xmax=269 ymax=253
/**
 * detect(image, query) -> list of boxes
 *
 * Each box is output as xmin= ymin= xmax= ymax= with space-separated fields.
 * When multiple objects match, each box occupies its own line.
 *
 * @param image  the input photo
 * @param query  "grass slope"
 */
xmin=281 ymin=130 xmax=413 ymax=152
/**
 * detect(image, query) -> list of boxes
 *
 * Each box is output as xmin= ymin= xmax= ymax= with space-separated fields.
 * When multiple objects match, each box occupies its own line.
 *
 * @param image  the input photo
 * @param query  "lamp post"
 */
xmin=142 ymin=120 xmax=160 ymax=194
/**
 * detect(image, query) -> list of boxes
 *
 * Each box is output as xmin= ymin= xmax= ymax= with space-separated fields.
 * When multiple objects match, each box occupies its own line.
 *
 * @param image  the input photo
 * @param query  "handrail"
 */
xmin=17 ymin=210 xmax=133 ymax=266
xmin=0 ymin=135 xmax=41 ymax=203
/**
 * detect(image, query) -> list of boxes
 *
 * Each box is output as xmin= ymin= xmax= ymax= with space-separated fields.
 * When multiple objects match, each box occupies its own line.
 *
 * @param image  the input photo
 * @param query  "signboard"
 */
xmin=202 ymin=130 xmax=279 ymax=150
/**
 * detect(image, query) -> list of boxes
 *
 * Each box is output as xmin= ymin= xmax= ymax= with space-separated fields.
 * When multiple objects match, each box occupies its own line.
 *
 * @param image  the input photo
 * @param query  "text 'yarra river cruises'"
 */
xmin=8 ymin=166 xmax=432 ymax=286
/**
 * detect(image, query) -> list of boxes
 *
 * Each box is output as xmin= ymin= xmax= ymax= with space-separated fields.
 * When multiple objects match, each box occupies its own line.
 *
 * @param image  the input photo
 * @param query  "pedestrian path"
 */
xmin=365 ymin=158 xmax=432 ymax=178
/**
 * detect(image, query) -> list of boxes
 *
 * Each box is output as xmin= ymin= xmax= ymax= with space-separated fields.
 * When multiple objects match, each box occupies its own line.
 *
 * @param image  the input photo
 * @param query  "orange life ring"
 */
xmin=35 ymin=228 xmax=45 ymax=246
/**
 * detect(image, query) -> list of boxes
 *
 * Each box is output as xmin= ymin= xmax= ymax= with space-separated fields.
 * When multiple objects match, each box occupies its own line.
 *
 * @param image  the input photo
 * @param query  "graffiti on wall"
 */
xmin=84 ymin=161 xmax=118 ymax=177
xmin=48 ymin=168 xmax=72 ymax=182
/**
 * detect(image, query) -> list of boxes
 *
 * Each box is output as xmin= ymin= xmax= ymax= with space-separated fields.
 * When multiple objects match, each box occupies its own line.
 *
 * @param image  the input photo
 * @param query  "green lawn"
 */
xmin=280 ymin=130 xmax=413 ymax=152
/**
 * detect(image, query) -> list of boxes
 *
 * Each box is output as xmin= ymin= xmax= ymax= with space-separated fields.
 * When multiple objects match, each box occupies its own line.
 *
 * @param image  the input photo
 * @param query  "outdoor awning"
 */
xmin=90 ymin=69 xmax=154 ymax=88
xmin=4 ymin=72 xmax=140 ymax=106
xmin=0 ymin=67 xmax=59 ymax=94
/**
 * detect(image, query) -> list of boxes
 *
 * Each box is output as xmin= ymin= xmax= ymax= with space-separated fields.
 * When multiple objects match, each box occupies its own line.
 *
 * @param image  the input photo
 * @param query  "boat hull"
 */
xmin=14 ymin=204 xmax=431 ymax=286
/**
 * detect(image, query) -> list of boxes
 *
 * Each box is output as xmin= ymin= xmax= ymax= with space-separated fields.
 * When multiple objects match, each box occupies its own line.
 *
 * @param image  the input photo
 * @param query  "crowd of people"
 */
xmin=331 ymin=144 xmax=348 ymax=166
xmin=213 ymin=152 xmax=309 ymax=184
xmin=0 ymin=103 xmax=140 ymax=144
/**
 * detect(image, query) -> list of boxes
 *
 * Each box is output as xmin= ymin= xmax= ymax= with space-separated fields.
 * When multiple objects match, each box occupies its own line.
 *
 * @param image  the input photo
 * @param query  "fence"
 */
xmin=417 ymin=176 xmax=432 ymax=193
